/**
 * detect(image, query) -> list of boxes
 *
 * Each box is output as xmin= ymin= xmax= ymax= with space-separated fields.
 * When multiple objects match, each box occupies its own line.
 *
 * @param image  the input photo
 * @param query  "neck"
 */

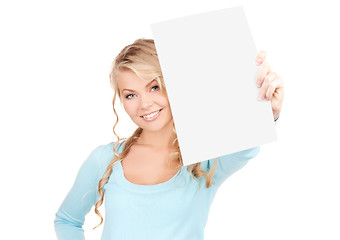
xmin=137 ymin=120 xmax=175 ymax=149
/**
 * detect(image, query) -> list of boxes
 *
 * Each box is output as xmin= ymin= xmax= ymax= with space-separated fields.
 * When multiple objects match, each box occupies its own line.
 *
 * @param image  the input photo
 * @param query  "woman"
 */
xmin=54 ymin=38 xmax=284 ymax=240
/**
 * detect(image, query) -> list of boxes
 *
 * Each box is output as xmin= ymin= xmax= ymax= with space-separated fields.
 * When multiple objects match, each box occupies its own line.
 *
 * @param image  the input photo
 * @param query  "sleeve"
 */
xmin=201 ymin=118 xmax=278 ymax=187
xmin=54 ymin=144 xmax=106 ymax=240
xmin=203 ymin=146 xmax=261 ymax=187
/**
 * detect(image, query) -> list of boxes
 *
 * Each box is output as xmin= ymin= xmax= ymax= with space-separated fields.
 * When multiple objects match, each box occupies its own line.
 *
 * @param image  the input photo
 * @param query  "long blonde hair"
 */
xmin=93 ymin=38 xmax=219 ymax=230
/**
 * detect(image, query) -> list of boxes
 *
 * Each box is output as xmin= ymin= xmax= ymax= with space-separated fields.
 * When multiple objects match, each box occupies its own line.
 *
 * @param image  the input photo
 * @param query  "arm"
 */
xmin=54 ymin=145 xmax=106 ymax=240
xmin=205 ymin=145 xmax=260 ymax=187
xmin=202 ymin=118 xmax=278 ymax=187
xmin=203 ymin=49 xmax=282 ymax=187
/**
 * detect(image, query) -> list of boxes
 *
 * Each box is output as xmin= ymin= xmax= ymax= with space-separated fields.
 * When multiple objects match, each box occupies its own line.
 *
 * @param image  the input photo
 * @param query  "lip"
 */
xmin=140 ymin=108 xmax=163 ymax=117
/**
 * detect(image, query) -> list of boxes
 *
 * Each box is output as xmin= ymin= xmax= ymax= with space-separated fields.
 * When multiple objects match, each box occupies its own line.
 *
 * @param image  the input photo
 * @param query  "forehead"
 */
xmin=117 ymin=70 xmax=148 ymax=87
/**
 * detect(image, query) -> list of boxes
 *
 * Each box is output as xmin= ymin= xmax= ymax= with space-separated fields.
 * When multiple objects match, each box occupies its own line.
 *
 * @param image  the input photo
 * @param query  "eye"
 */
xmin=125 ymin=86 xmax=159 ymax=100
xmin=125 ymin=94 xmax=135 ymax=99
xmin=151 ymin=85 xmax=159 ymax=91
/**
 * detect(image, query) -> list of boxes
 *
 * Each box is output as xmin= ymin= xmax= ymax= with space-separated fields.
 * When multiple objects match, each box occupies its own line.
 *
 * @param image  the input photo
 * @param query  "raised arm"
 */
xmin=201 ymin=48 xmax=283 ymax=187
xmin=54 ymin=144 xmax=106 ymax=240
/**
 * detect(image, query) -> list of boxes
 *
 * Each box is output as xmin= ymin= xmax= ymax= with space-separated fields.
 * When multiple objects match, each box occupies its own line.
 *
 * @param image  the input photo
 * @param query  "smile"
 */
xmin=141 ymin=109 xmax=162 ymax=121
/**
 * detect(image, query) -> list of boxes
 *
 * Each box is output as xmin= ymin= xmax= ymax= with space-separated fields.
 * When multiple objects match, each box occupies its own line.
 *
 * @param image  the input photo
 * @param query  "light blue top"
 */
xmin=54 ymin=120 xmax=278 ymax=240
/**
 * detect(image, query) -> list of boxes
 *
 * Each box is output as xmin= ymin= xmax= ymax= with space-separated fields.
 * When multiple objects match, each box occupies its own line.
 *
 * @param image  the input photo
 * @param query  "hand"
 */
xmin=255 ymin=50 xmax=284 ymax=121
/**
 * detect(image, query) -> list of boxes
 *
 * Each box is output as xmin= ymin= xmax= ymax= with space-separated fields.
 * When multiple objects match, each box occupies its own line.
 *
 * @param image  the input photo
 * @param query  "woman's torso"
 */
xmin=100 ymin=141 xmax=217 ymax=240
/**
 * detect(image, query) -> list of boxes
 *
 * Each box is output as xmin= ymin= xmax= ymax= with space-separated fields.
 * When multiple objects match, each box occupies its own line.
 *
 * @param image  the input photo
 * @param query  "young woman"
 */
xmin=54 ymin=38 xmax=284 ymax=240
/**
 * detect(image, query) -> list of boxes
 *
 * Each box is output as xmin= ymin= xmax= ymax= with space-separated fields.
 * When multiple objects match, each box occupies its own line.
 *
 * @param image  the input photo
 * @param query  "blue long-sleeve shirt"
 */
xmin=54 ymin=120 xmax=277 ymax=240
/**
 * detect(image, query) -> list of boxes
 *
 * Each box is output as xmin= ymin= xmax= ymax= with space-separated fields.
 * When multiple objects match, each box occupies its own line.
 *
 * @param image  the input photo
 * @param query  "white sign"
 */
xmin=151 ymin=6 xmax=277 ymax=166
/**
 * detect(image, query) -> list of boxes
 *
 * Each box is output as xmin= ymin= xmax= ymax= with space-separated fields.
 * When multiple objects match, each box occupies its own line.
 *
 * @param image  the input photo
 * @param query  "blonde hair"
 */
xmin=93 ymin=38 xmax=219 ymax=230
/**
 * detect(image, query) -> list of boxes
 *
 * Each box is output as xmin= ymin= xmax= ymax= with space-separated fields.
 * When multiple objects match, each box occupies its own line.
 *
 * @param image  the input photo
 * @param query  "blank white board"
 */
xmin=150 ymin=6 xmax=277 ymax=166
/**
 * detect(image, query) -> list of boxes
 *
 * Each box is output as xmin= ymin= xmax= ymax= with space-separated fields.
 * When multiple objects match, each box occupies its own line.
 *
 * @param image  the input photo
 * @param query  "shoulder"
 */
xmin=84 ymin=141 xmax=125 ymax=175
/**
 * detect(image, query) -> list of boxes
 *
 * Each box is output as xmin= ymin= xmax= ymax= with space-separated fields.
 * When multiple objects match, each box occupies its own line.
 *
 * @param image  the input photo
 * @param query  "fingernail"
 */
xmin=256 ymin=58 xmax=262 ymax=65
xmin=257 ymin=93 xmax=264 ymax=101
xmin=257 ymin=80 xmax=261 ymax=87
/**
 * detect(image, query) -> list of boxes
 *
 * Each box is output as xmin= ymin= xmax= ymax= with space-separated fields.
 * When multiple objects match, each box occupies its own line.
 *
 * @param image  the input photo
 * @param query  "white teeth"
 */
xmin=143 ymin=110 xmax=160 ymax=118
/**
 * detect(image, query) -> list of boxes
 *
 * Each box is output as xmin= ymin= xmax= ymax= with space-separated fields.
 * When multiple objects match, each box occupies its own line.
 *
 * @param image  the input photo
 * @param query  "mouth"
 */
xmin=140 ymin=108 xmax=163 ymax=118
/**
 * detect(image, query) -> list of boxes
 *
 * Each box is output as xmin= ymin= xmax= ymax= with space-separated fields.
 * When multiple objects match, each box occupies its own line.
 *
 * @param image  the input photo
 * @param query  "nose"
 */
xmin=140 ymin=94 xmax=154 ymax=110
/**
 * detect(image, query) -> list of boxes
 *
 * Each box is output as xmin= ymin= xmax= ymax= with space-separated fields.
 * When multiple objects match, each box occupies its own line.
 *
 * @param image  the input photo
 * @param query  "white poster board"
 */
xmin=151 ymin=6 xmax=277 ymax=166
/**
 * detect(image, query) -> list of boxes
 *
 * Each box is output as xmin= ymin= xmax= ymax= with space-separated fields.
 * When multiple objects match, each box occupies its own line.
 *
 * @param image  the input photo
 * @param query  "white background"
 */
xmin=0 ymin=0 xmax=339 ymax=239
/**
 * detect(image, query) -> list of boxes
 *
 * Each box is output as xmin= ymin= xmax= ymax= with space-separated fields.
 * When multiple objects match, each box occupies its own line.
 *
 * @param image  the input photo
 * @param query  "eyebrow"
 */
xmin=122 ymin=79 xmax=157 ymax=93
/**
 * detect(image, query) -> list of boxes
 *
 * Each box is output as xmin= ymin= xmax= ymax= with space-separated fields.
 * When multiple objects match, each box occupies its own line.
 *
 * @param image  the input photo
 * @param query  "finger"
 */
xmin=256 ymin=50 xmax=267 ymax=66
xmin=265 ymin=73 xmax=281 ymax=101
xmin=274 ymin=85 xmax=285 ymax=106
xmin=257 ymin=71 xmax=275 ymax=101
xmin=272 ymin=78 xmax=285 ymax=103
xmin=271 ymin=86 xmax=284 ymax=112
xmin=256 ymin=61 xmax=271 ymax=87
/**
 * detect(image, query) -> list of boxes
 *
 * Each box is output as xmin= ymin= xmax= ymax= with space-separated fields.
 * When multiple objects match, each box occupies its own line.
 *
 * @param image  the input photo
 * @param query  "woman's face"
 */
xmin=117 ymin=70 xmax=173 ymax=132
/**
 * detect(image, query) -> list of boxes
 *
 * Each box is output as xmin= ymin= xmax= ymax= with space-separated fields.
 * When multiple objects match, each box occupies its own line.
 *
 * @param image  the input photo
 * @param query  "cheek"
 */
xmin=158 ymin=95 xmax=169 ymax=107
xmin=123 ymin=102 xmax=139 ymax=117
